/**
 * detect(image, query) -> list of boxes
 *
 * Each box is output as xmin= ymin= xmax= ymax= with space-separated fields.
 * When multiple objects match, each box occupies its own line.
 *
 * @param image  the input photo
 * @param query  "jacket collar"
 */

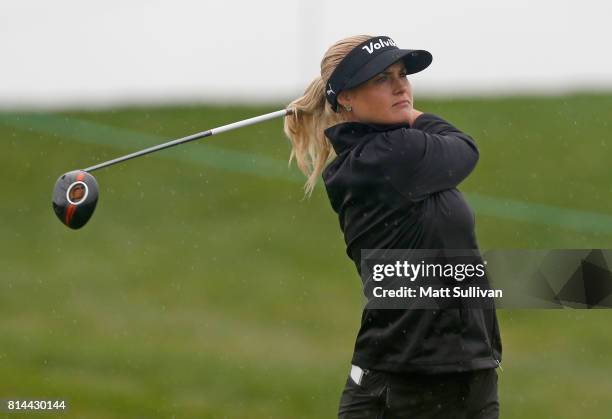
xmin=324 ymin=121 xmax=411 ymax=155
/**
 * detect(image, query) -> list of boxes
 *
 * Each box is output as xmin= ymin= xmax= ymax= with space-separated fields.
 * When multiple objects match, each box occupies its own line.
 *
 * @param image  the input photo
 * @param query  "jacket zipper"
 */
xmin=490 ymin=313 xmax=502 ymax=373
xmin=462 ymin=303 xmax=502 ymax=373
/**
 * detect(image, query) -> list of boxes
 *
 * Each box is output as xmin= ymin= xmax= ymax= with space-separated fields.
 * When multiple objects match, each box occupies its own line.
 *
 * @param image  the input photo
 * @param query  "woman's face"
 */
xmin=338 ymin=61 xmax=413 ymax=125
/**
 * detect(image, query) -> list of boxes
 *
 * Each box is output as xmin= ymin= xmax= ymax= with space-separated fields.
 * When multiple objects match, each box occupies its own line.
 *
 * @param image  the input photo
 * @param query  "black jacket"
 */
xmin=322 ymin=113 xmax=502 ymax=373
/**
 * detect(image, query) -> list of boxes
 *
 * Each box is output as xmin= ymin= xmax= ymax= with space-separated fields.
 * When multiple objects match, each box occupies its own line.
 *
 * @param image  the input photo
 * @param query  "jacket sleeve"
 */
xmin=373 ymin=113 xmax=479 ymax=202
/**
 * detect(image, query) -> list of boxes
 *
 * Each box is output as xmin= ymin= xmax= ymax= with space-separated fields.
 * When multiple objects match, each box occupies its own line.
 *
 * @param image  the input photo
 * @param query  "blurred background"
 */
xmin=1 ymin=0 xmax=611 ymax=417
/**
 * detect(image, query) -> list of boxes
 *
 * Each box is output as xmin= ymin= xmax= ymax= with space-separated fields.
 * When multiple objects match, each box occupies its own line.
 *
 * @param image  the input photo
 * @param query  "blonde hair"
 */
xmin=284 ymin=34 xmax=373 ymax=197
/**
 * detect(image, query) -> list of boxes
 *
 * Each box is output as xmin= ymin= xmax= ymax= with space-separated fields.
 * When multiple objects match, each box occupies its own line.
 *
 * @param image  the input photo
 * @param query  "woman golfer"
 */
xmin=284 ymin=35 xmax=502 ymax=418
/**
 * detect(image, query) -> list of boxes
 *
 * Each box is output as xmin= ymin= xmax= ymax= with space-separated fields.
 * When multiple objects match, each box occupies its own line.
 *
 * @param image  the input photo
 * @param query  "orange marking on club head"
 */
xmin=65 ymin=204 xmax=76 ymax=226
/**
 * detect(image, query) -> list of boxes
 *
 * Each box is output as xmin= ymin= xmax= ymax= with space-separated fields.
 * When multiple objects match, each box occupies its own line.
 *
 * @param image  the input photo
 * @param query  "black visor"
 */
xmin=325 ymin=36 xmax=432 ymax=112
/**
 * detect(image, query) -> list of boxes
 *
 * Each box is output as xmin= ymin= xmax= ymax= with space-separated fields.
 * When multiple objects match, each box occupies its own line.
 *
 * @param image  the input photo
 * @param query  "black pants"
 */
xmin=338 ymin=367 xmax=499 ymax=419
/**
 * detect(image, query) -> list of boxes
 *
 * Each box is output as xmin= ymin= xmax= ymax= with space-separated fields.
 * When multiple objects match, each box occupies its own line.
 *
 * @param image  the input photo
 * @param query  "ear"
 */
xmin=337 ymin=91 xmax=352 ymax=108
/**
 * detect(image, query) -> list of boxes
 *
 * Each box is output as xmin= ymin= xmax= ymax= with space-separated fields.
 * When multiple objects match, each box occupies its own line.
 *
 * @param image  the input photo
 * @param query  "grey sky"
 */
xmin=2 ymin=0 xmax=610 ymax=108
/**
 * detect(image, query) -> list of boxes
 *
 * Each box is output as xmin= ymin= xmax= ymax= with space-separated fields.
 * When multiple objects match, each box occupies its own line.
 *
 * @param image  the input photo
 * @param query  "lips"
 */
xmin=392 ymin=100 xmax=411 ymax=107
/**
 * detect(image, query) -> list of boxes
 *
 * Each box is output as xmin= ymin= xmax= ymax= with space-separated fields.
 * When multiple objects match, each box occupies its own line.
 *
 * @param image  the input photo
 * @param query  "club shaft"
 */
xmin=83 ymin=108 xmax=293 ymax=173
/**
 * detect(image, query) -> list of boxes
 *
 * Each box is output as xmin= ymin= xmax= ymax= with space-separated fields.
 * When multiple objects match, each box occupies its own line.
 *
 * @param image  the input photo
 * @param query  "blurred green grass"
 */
xmin=1 ymin=93 xmax=611 ymax=418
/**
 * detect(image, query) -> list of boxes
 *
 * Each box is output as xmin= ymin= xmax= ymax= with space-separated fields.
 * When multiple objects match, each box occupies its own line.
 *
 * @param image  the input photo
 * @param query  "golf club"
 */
xmin=52 ymin=108 xmax=294 ymax=230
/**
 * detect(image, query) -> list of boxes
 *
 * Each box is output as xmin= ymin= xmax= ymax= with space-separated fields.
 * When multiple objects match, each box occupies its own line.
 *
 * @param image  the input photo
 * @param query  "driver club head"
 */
xmin=52 ymin=170 xmax=99 ymax=229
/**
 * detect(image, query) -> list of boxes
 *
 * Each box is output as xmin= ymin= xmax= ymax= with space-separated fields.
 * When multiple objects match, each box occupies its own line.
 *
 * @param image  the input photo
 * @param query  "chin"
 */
xmin=360 ymin=108 xmax=411 ymax=125
xmin=387 ymin=108 xmax=411 ymax=124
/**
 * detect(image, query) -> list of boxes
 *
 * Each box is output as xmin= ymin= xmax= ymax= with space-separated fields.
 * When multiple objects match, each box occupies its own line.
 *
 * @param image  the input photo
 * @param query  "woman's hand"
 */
xmin=407 ymin=108 xmax=423 ymax=127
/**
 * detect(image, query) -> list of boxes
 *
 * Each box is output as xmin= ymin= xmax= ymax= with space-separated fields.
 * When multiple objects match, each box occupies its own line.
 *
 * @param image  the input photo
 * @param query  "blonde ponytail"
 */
xmin=284 ymin=34 xmax=373 ymax=197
